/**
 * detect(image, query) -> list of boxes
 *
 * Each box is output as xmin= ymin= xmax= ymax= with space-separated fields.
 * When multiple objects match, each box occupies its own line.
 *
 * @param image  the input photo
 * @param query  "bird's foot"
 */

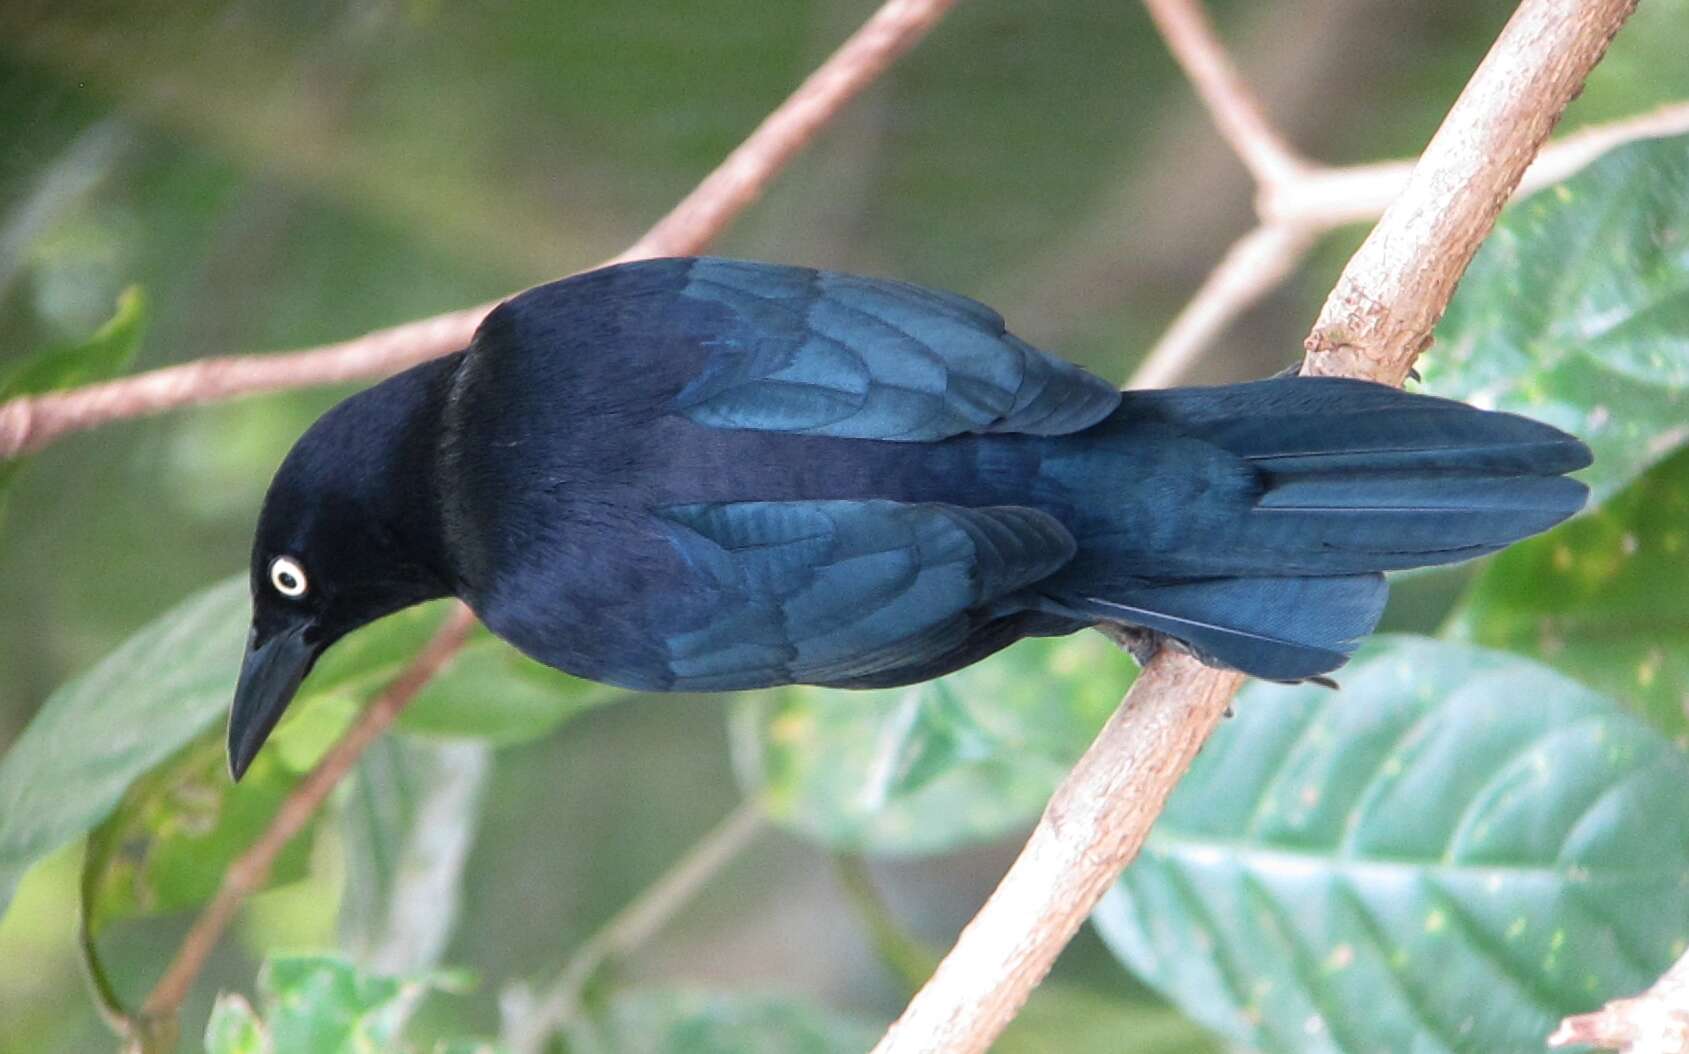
xmin=1272 ymin=360 xmax=1421 ymax=384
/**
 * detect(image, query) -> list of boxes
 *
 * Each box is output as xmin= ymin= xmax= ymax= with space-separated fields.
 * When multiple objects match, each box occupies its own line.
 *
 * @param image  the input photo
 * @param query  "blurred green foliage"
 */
xmin=2 ymin=1 xmax=1688 ymax=1052
xmin=1425 ymin=135 xmax=1689 ymax=503
xmin=734 ymin=634 xmax=1134 ymax=853
xmin=0 ymin=285 xmax=145 ymax=509
xmin=1452 ymin=445 xmax=1689 ymax=746
xmin=202 ymin=955 xmax=494 ymax=1054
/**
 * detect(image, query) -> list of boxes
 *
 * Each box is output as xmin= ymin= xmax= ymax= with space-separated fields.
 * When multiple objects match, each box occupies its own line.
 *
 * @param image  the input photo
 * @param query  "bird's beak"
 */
xmin=228 ymin=623 xmax=317 ymax=781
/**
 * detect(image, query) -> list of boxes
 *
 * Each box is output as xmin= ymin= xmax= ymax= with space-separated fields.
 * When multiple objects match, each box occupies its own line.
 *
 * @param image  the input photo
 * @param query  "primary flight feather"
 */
xmin=228 ymin=257 xmax=1590 ymax=778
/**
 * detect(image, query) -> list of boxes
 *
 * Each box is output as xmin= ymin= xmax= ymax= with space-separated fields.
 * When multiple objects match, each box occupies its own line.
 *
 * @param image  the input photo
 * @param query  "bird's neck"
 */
xmin=340 ymin=351 xmax=466 ymax=608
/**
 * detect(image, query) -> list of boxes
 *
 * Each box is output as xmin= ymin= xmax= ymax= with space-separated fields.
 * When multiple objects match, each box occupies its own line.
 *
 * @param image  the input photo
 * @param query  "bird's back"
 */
xmin=425 ymin=258 xmax=1588 ymax=689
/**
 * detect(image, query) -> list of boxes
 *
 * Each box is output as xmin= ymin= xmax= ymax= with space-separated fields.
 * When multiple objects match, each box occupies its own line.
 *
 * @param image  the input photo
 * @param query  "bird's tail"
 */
xmin=1053 ymin=377 xmax=1591 ymax=680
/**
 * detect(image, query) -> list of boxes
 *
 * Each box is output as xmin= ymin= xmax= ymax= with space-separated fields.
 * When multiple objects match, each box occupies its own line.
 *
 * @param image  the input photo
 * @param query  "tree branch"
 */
xmin=614 ymin=0 xmax=956 ymax=263
xmin=1127 ymin=98 xmax=1689 ymax=390
xmin=1140 ymin=0 xmax=1309 ymax=188
xmin=1128 ymin=0 xmax=1689 ymax=390
xmin=501 ymin=801 xmax=768 ymax=1054
xmin=1127 ymin=222 xmax=1314 ymax=388
xmin=870 ymin=657 xmax=1243 ymax=1052
xmin=1303 ymin=0 xmax=1639 ymax=385
xmin=1549 ymin=947 xmax=1689 ymax=1052
xmin=1265 ymin=100 xmax=1689 ymax=228
xmin=0 ymin=0 xmax=957 ymax=462
xmin=869 ymin=2 xmax=1639 ymax=1050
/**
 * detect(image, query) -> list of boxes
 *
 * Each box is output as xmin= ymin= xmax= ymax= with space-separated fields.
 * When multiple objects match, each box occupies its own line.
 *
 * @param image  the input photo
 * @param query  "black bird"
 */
xmin=228 ymin=257 xmax=1590 ymax=778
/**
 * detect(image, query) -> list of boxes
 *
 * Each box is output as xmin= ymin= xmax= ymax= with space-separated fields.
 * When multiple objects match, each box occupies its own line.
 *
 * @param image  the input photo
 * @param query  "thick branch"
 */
xmin=1119 ymin=98 xmax=1689 ymax=388
xmin=870 ymin=2 xmax=1638 ymax=1051
xmin=870 ymin=657 xmax=1242 ymax=1052
xmin=1550 ymin=948 xmax=1689 ymax=1052
xmin=1303 ymin=0 xmax=1639 ymax=384
xmin=1266 ymin=100 xmax=1689 ymax=228
xmin=0 ymin=0 xmax=957 ymax=462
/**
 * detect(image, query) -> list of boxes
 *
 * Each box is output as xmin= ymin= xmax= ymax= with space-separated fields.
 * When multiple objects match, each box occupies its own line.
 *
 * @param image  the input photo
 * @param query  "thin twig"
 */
xmin=502 ymin=801 xmax=767 ymax=1054
xmin=869 ymin=1 xmax=1639 ymax=1050
xmin=1266 ymin=98 xmax=1689 ymax=228
xmin=0 ymin=0 xmax=958 ymax=462
xmin=1549 ymin=947 xmax=1689 ymax=1052
xmin=1129 ymin=100 xmax=1689 ymax=387
xmin=1140 ymin=0 xmax=1309 ymax=187
xmin=137 ymin=603 xmax=477 ymax=1021
xmin=615 ymin=0 xmax=957 ymax=262
xmin=4 ymin=105 xmax=1683 ymax=459
xmin=1127 ymin=222 xmax=1314 ymax=388
xmin=1130 ymin=1 xmax=1689 ymax=390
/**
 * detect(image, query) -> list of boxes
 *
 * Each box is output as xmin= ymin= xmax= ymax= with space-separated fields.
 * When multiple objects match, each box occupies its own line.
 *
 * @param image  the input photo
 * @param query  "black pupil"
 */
xmin=278 ymin=570 xmax=298 ymax=590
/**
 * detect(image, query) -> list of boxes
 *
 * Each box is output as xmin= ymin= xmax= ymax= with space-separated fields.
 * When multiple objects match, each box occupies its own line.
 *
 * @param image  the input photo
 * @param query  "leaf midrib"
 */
xmin=1143 ymin=830 xmax=1672 ymax=882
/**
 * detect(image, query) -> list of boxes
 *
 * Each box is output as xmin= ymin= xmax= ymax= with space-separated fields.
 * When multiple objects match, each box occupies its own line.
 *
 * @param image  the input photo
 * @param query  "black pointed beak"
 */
xmin=228 ymin=623 xmax=316 ymax=781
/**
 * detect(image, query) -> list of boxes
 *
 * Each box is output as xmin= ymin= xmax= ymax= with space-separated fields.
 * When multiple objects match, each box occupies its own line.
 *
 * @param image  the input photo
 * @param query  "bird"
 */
xmin=227 ymin=256 xmax=1591 ymax=779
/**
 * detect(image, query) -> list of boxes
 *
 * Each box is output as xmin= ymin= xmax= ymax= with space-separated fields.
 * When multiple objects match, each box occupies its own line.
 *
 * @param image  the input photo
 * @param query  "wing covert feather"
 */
xmin=669 ymin=259 xmax=1120 ymax=441
xmin=653 ymin=499 xmax=1075 ymax=690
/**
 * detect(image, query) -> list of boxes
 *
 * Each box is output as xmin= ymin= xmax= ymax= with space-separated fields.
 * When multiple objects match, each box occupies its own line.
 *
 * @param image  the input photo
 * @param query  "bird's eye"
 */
xmin=269 ymin=556 xmax=309 ymax=598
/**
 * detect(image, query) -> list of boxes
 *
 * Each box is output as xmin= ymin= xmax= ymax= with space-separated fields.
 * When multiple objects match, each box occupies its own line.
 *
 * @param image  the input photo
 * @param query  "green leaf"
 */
xmin=1425 ymin=134 xmax=1689 ymax=502
xmin=0 ymin=576 xmax=248 ymax=916
xmin=1450 ymin=445 xmax=1689 ymax=746
xmin=259 ymin=955 xmax=432 ymax=1053
xmin=204 ymin=994 xmax=265 ymax=1054
xmin=567 ymin=988 xmax=879 ymax=1054
xmin=81 ymin=729 xmax=316 ymax=937
xmin=1093 ymin=636 xmax=1689 ymax=1054
xmin=204 ymin=954 xmax=498 ymax=1054
xmin=0 ymin=285 xmax=148 ymax=506
xmin=339 ymin=736 xmax=490 ymax=973
xmin=0 ymin=285 xmax=147 ymax=398
xmin=303 ymin=600 xmax=623 ymax=746
xmin=731 ymin=633 xmax=1135 ymax=853
xmin=401 ymin=629 xmax=623 ymax=744
xmin=0 ymin=577 xmax=618 ymax=921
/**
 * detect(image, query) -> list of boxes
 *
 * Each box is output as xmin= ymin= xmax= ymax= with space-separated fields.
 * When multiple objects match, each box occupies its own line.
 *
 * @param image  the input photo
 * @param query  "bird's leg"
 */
xmin=1096 ymin=624 xmax=1243 ymax=718
xmin=1095 ymin=623 xmax=1165 ymax=669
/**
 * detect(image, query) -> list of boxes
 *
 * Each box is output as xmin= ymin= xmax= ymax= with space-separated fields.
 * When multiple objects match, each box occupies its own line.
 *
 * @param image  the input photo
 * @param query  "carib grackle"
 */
xmin=227 ymin=257 xmax=1590 ymax=779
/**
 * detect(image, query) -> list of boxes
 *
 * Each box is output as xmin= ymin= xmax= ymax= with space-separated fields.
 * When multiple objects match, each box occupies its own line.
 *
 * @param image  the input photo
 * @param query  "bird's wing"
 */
xmin=652 ymin=499 xmax=1076 ymax=690
xmin=668 ymin=258 xmax=1121 ymax=440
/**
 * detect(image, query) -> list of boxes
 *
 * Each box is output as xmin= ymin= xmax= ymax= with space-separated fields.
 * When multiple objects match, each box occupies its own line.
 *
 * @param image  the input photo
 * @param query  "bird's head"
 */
xmin=228 ymin=370 xmax=455 ymax=780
